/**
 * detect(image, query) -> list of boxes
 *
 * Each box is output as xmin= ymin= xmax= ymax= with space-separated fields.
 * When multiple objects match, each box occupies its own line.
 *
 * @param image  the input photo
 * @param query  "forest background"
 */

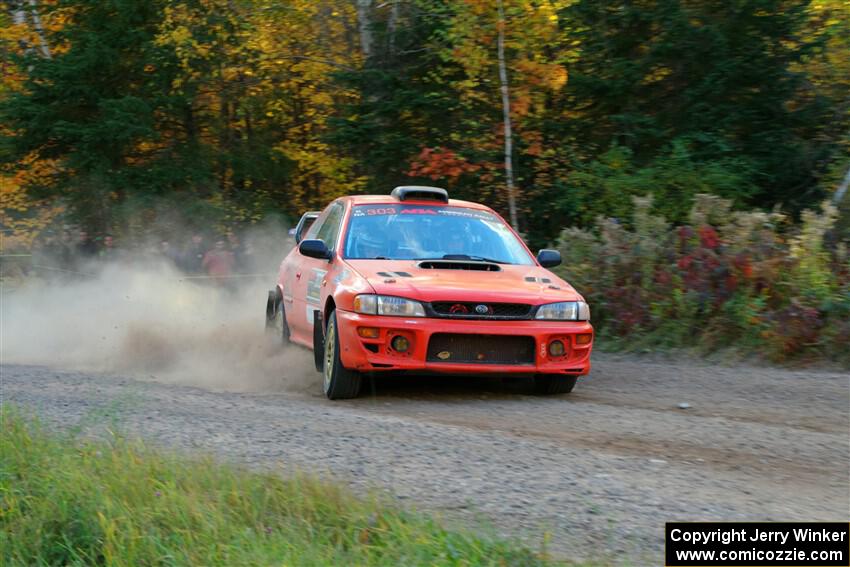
xmin=1 ymin=0 xmax=849 ymax=362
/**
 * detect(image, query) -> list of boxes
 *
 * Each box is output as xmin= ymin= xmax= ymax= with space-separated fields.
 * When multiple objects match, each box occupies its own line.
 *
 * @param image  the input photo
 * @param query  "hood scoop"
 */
xmin=417 ymin=260 xmax=501 ymax=271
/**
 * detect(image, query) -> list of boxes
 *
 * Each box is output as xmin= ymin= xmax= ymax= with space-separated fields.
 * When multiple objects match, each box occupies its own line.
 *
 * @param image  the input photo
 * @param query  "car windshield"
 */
xmin=343 ymin=204 xmax=535 ymax=265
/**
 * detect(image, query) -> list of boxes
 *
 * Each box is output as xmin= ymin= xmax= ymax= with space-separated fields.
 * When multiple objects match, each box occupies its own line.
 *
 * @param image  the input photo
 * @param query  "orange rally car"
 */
xmin=266 ymin=186 xmax=593 ymax=399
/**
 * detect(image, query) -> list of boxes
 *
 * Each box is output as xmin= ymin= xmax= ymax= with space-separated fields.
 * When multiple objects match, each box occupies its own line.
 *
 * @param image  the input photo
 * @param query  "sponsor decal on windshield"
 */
xmin=352 ymin=205 xmax=496 ymax=221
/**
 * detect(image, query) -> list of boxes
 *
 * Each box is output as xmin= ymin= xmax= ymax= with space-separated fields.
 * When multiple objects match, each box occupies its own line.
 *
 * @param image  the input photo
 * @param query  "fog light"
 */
xmin=548 ymin=340 xmax=565 ymax=357
xmin=575 ymin=333 xmax=593 ymax=345
xmin=358 ymin=327 xmax=380 ymax=339
xmin=390 ymin=335 xmax=410 ymax=352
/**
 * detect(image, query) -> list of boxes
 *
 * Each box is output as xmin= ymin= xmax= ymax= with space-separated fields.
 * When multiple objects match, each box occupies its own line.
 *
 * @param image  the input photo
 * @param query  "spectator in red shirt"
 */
xmin=202 ymin=240 xmax=235 ymax=281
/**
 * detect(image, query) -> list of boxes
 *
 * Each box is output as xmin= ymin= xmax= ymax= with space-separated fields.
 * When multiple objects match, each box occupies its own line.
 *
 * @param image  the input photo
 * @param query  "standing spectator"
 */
xmin=202 ymin=240 xmax=235 ymax=282
xmin=58 ymin=230 xmax=75 ymax=271
xmin=36 ymin=231 xmax=59 ymax=265
xmin=98 ymin=235 xmax=118 ymax=262
xmin=239 ymin=237 xmax=257 ymax=273
xmin=181 ymin=232 xmax=206 ymax=274
xmin=159 ymin=240 xmax=181 ymax=266
xmin=226 ymin=231 xmax=244 ymax=272
xmin=76 ymin=229 xmax=97 ymax=259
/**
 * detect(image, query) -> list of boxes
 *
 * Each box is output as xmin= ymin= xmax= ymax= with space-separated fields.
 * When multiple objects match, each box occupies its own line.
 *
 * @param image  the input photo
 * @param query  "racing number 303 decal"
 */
xmin=305 ymin=268 xmax=327 ymax=327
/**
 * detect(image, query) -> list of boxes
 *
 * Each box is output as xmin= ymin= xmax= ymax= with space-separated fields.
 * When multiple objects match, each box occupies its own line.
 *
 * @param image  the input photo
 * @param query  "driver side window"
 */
xmin=304 ymin=213 xmax=324 ymax=240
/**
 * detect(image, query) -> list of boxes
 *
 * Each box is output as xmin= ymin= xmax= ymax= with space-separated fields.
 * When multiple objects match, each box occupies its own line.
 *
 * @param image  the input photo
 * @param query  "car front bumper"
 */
xmin=335 ymin=309 xmax=593 ymax=375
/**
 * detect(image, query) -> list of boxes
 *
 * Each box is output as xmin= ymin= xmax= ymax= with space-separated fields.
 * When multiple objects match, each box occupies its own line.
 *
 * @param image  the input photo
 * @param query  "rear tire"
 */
xmin=322 ymin=311 xmax=361 ymax=399
xmin=533 ymin=374 xmax=578 ymax=395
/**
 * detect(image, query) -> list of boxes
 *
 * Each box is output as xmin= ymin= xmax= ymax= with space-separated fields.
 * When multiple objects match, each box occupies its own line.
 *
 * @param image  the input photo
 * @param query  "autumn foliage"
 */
xmin=555 ymin=195 xmax=850 ymax=364
xmin=1 ymin=0 xmax=849 ymax=363
xmin=406 ymin=147 xmax=482 ymax=181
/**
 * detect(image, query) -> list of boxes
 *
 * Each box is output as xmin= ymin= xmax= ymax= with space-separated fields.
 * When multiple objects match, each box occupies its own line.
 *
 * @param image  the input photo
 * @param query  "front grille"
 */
xmin=429 ymin=302 xmax=532 ymax=320
xmin=426 ymin=334 xmax=535 ymax=365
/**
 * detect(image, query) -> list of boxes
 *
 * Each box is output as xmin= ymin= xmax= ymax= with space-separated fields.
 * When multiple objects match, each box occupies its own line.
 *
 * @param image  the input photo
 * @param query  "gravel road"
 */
xmin=3 ymin=353 xmax=848 ymax=564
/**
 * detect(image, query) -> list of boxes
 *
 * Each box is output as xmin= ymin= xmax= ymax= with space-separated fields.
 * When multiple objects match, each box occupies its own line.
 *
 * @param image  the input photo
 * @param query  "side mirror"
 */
xmin=537 ymin=249 xmax=561 ymax=268
xmin=299 ymin=239 xmax=332 ymax=260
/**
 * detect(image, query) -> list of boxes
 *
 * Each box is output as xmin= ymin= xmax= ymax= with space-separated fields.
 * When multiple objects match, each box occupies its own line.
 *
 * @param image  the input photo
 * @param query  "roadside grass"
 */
xmin=0 ymin=407 xmax=580 ymax=566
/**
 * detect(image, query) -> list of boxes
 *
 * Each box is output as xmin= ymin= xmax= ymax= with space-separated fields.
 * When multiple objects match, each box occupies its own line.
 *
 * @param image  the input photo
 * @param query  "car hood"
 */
xmin=344 ymin=259 xmax=582 ymax=304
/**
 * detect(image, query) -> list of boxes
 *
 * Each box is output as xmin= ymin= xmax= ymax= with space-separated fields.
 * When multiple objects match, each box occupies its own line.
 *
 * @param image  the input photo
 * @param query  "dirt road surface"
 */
xmin=3 ymin=353 xmax=848 ymax=563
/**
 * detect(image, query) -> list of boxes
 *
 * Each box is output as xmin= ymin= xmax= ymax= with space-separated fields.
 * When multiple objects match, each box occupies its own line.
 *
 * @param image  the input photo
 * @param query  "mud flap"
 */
xmin=313 ymin=310 xmax=324 ymax=372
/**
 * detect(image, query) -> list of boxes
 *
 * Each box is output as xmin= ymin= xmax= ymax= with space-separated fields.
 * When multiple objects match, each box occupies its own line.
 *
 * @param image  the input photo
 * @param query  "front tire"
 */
xmin=533 ymin=374 xmax=578 ymax=395
xmin=322 ymin=311 xmax=362 ymax=399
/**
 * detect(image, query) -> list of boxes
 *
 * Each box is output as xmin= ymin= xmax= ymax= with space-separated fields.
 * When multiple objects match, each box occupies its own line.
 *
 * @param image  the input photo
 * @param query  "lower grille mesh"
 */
xmin=426 ymin=334 xmax=535 ymax=364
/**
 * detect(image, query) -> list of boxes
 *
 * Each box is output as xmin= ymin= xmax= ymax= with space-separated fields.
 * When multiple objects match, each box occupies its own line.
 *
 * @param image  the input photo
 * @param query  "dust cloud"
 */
xmin=1 ymin=244 xmax=317 ymax=394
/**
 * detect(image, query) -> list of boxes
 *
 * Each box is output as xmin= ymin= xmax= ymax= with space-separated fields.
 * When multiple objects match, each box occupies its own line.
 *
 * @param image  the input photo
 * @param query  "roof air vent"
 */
xmin=391 ymin=186 xmax=449 ymax=203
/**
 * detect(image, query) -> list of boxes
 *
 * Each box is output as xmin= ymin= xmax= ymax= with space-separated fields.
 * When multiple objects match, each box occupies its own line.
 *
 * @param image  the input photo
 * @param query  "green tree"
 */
xmin=0 ymin=0 xmax=304 ymax=232
xmin=0 ymin=0 xmax=174 ymax=232
xmin=559 ymin=0 xmax=836 ymax=213
xmin=330 ymin=0 xmax=572 ymax=247
xmin=328 ymin=1 xmax=467 ymax=196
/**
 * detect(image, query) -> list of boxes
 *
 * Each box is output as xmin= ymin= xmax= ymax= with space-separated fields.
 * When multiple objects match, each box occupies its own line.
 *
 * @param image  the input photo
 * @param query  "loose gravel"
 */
xmin=2 ymin=354 xmax=848 ymax=564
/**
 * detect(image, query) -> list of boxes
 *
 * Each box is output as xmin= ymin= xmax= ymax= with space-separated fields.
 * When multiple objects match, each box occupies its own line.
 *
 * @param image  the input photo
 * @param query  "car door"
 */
xmin=280 ymin=211 xmax=320 ymax=316
xmin=288 ymin=202 xmax=345 ymax=345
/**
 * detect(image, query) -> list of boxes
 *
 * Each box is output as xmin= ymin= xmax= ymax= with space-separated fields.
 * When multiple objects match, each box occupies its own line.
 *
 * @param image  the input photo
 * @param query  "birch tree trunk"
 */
xmin=28 ymin=0 xmax=51 ymax=58
xmin=9 ymin=0 xmax=51 ymax=58
xmin=356 ymin=0 xmax=373 ymax=59
xmin=10 ymin=1 xmax=31 ymax=55
xmin=10 ymin=0 xmax=26 ymax=24
xmin=387 ymin=0 xmax=400 ymax=55
xmin=833 ymin=163 xmax=850 ymax=206
xmin=496 ymin=0 xmax=518 ymax=230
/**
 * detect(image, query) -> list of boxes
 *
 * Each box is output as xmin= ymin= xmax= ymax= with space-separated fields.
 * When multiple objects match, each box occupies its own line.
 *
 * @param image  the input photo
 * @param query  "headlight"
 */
xmin=353 ymin=295 xmax=426 ymax=317
xmin=534 ymin=301 xmax=590 ymax=321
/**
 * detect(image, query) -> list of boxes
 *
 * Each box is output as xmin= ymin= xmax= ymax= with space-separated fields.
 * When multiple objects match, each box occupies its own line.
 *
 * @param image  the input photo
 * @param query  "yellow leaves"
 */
xmin=440 ymin=0 xmax=571 ymax=145
xmin=0 ymin=162 xmax=64 ymax=251
xmin=464 ymin=0 xmax=496 ymax=16
xmin=523 ymin=131 xmax=544 ymax=157
xmin=1 ymin=178 xmax=28 ymax=212
xmin=548 ymin=64 xmax=568 ymax=90
xmin=275 ymin=139 xmax=365 ymax=210
xmin=515 ymin=59 xmax=567 ymax=91
xmin=0 ymin=21 xmax=30 ymax=45
xmin=512 ymin=93 xmax=532 ymax=117
xmin=156 ymin=23 xmax=192 ymax=47
xmin=641 ymin=65 xmax=672 ymax=86
xmin=217 ymin=0 xmax=361 ymax=212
